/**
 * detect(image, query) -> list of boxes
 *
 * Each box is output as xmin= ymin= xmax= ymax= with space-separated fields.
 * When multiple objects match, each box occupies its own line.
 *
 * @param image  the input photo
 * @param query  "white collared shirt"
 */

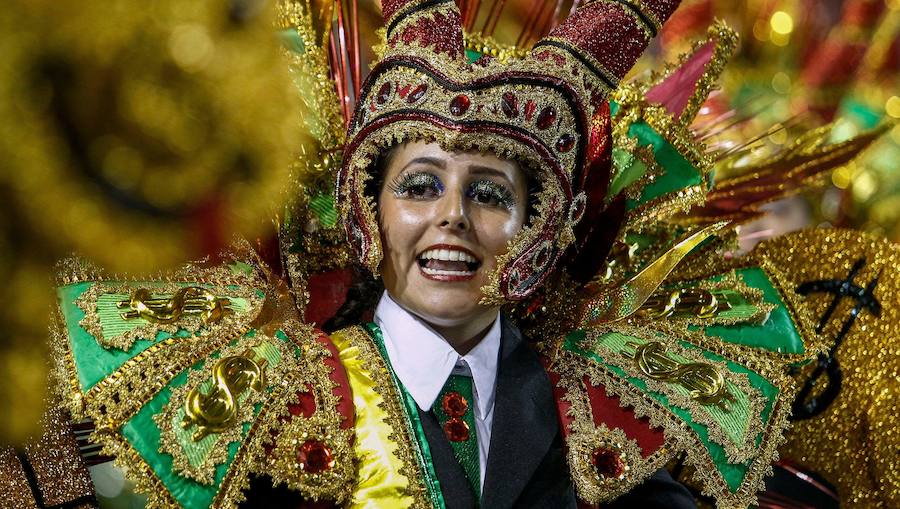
xmin=374 ymin=291 xmax=500 ymax=491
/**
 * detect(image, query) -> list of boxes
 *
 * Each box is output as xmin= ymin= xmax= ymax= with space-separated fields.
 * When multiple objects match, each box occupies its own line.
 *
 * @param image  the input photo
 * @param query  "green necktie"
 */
xmin=432 ymin=374 xmax=481 ymax=499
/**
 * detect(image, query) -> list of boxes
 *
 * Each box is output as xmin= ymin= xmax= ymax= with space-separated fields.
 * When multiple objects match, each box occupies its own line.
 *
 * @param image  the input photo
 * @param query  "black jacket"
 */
xmin=418 ymin=317 xmax=696 ymax=509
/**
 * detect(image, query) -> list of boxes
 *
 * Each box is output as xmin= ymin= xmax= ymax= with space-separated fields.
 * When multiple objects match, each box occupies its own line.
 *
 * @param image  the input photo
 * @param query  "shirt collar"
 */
xmin=374 ymin=291 xmax=500 ymax=419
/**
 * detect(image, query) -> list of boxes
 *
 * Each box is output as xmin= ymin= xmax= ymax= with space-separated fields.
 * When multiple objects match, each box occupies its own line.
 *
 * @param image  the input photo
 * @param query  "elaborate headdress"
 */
xmin=336 ymin=0 xmax=681 ymax=302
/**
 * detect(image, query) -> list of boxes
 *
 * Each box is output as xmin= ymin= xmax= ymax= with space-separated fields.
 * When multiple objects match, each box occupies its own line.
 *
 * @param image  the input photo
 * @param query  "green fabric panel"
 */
xmin=278 ymin=28 xmax=306 ymax=54
xmin=57 ymin=281 xmax=262 ymax=392
xmin=122 ymin=368 xmax=228 ymax=509
xmin=309 ymin=192 xmax=339 ymax=228
xmin=228 ymin=261 xmax=255 ymax=277
xmin=364 ymin=324 xmax=448 ymax=509
xmin=122 ymin=329 xmax=270 ymax=509
xmin=57 ymin=283 xmax=181 ymax=392
xmin=172 ymin=336 xmax=281 ymax=470
xmin=608 ymin=147 xmax=648 ymax=197
xmin=701 ymin=268 xmax=804 ymax=354
xmin=624 ymin=120 xmax=703 ymax=211
xmin=563 ymin=329 xmax=779 ymax=492
xmin=465 ymin=49 xmax=482 ymax=64
xmin=711 ymin=290 xmax=762 ymax=322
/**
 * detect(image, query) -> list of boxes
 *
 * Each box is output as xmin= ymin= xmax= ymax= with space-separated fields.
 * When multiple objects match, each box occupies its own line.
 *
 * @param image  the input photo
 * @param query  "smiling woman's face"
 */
xmin=378 ymin=141 xmax=528 ymax=334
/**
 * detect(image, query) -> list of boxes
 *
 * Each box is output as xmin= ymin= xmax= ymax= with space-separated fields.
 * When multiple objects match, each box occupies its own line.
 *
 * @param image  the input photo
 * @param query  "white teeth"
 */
xmin=419 ymin=248 xmax=478 ymax=263
xmin=422 ymin=267 xmax=474 ymax=276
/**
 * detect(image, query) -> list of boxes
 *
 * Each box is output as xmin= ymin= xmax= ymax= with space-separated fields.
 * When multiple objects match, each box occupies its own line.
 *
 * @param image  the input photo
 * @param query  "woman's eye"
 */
xmin=388 ymin=172 xmax=443 ymax=199
xmin=467 ymin=180 xmax=515 ymax=210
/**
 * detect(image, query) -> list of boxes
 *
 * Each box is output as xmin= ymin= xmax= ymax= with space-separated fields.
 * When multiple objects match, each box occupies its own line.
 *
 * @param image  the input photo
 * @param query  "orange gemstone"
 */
xmin=443 ymin=418 xmax=470 ymax=442
xmin=297 ymin=439 xmax=335 ymax=474
xmin=592 ymin=447 xmax=625 ymax=479
xmin=442 ymin=391 xmax=468 ymax=417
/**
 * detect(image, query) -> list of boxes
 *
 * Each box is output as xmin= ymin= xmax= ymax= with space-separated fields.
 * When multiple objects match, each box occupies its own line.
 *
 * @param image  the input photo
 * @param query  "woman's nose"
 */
xmin=437 ymin=188 xmax=470 ymax=232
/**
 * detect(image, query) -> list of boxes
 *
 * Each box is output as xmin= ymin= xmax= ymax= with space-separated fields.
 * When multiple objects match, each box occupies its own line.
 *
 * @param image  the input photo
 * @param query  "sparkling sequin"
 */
xmin=297 ymin=439 xmax=335 ymax=474
xmin=444 ymin=418 xmax=470 ymax=442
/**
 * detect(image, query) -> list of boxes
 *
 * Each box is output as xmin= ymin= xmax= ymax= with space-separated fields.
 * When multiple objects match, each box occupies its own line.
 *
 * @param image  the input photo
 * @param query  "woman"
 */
xmin=8 ymin=0 xmax=869 ymax=508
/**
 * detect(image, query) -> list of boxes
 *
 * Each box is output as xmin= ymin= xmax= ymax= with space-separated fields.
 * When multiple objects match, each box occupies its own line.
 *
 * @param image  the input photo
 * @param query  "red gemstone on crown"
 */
xmin=442 ymin=391 xmax=468 ymax=417
xmin=376 ymin=82 xmax=393 ymax=105
xmin=450 ymin=94 xmax=471 ymax=116
xmin=444 ymin=418 xmax=470 ymax=442
xmin=408 ymin=83 xmax=428 ymax=103
xmin=556 ymin=133 xmax=576 ymax=152
xmin=297 ymin=439 xmax=335 ymax=474
xmin=536 ymin=106 xmax=558 ymax=130
xmin=591 ymin=447 xmax=625 ymax=479
xmin=501 ymin=92 xmax=519 ymax=118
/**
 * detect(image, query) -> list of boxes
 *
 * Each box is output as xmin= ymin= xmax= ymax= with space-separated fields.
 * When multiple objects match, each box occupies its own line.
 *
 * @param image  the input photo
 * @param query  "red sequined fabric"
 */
xmin=391 ymin=10 xmax=464 ymax=59
xmin=547 ymin=3 xmax=651 ymax=80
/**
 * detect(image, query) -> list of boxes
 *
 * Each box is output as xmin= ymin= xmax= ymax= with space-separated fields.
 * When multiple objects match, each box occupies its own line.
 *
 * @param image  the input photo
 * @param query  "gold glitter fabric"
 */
xmin=0 ymin=404 xmax=96 ymax=509
xmin=747 ymin=229 xmax=900 ymax=508
xmin=0 ymin=447 xmax=40 ymax=509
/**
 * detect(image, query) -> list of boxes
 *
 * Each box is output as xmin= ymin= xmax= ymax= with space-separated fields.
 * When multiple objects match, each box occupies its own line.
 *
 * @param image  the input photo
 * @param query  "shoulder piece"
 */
xmin=51 ymin=252 xmax=356 ymax=509
xmin=548 ymin=259 xmax=805 ymax=508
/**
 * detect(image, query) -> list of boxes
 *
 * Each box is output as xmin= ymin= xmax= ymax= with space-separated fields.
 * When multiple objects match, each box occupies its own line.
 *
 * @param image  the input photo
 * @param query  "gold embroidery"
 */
xmin=554 ymin=336 xmax=794 ymax=509
xmin=629 ymin=341 xmax=733 ymax=409
xmin=182 ymin=350 xmax=269 ymax=442
xmin=155 ymin=333 xmax=291 ymax=485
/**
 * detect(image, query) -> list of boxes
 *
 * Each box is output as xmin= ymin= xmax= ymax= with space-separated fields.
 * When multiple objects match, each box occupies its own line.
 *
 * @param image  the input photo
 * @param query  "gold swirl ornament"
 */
xmin=117 ymin=287 xmax=231 ymax=324
xmin=182 ymin=349 xmax=268 ymax=441
xmin=628 ymin=341 xmax=734 ymax=410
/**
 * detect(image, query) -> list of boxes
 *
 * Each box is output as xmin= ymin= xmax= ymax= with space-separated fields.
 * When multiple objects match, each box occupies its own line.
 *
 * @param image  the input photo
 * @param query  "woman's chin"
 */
xmin=408 ymin=293 xmax=491 ymax=327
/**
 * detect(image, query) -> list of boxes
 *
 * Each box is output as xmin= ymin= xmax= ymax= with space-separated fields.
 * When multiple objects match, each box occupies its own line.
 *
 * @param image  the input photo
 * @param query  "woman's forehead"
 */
xmin=387 ymin=141 xmax=523 ymax=177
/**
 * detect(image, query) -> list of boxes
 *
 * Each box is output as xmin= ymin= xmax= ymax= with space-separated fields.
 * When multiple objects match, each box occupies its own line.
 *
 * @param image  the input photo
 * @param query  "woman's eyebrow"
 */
xmin=469 ymin=165 xmax=514 ymax=185
xmin=401 ymin=156 xmax=445 ymax=171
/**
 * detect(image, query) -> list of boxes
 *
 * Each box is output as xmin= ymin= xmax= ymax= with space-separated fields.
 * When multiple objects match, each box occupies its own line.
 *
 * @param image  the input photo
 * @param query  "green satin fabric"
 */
xmin=700 ymin=267 xmax=805 ymax=355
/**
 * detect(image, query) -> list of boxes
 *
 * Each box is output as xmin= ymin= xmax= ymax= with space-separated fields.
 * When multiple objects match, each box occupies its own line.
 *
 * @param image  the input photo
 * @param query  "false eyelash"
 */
xmin=468 ymin=179 xmax=516 ymax=209
xmin=387 ymin=172 xmax=444 ymax=196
